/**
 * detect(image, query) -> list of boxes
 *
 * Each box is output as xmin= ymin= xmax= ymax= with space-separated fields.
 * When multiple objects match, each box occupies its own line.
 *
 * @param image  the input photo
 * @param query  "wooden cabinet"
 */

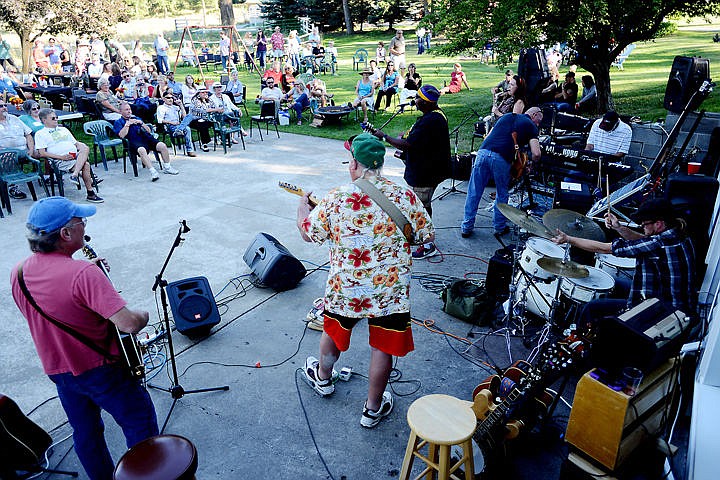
xmin=565 ymin=358 xmax=678 ymax=471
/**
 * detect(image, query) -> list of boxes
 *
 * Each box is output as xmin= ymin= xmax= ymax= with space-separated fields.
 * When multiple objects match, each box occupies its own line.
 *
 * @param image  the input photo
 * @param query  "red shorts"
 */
xmin=323 ymin=311 xmax=414 ymax=357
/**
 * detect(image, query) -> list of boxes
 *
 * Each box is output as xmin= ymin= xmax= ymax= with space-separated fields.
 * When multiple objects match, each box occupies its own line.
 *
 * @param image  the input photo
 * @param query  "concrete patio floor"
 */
xmin=0 ymin=131 xmax=676 ymax=479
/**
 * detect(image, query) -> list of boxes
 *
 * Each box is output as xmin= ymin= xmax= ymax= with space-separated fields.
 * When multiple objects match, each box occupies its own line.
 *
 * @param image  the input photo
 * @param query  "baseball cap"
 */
xmin=599 ymin=111 xmax=620 ymax=132
xmin=417 ymin=85 xmax=440 ymax=103
xmin=344 ymin=133 xmax=385 ymax=169
xmin=631 ymin=198 xmax=674 ymax=223
xmin=26 ymin=196 xmax=96 ymax=236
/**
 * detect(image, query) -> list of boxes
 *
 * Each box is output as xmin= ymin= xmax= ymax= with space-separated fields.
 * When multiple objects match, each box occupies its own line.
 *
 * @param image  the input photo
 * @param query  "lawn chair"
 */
xmin=83 ymin=120 xmax=125 ymax=171
xmin=296 ymin=73 xmax=316 ymax=88
xmin=612 ymin=44 xmax=636 ymax=70
xmin=212 ymin=112 xmax=245 ymax=153
xmin=0 ymin=150 xmax=49 ymax=216
xmin=352 ymin=48 xmax=369 ymax=71
xmin=249 ymin=101 xmax=279 ymax=141
xmin=319 ymin=52 xmax=337 ymax=75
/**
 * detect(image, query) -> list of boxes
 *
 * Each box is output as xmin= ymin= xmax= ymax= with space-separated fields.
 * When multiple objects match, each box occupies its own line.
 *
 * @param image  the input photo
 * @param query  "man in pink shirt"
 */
xmin=10 ymin=197 xmax=158 ymax=480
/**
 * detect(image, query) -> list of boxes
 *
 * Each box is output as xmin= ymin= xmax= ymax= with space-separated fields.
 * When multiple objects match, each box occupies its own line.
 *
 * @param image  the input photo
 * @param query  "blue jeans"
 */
xmin=50 ymin=364 xmax=159 ymax=480
xmin=157 ymin=55 xmax=169 ymax=74
xmin=462 ymin=149 xmax=511 ymax=233
xmin=166 ymin=121 xmax=194 ymax=152
xmin=292 ymin=93 xmax=310 ymax=121
xmin=257 ymin=50 xmax=266 ymax=69
xmin=221 ymin=55 xmax=229 ymax=71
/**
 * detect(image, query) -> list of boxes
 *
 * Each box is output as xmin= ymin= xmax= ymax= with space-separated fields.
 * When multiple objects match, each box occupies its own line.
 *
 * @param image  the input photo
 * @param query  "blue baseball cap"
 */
xmin=26 ymin=196 xmax=96 ymax=236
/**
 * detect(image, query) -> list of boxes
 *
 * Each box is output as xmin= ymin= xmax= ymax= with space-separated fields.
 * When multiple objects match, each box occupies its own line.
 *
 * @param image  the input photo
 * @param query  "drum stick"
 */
xmin=606 ymin=175 xmax=610 ymax=217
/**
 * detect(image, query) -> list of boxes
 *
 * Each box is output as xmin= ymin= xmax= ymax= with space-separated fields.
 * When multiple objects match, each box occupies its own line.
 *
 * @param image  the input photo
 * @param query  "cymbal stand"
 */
xmin=148 ymin=220 xmax=229 ymax=433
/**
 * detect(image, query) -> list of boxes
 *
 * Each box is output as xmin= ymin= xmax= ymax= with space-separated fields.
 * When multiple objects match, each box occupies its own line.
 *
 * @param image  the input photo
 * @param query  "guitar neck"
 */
xmin=278 ymin=182 xmax=319 ymax=207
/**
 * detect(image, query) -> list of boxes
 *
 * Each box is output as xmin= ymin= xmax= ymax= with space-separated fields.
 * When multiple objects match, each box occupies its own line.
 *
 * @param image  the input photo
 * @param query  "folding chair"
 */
xmin=249 ymin=101 xmax=279 ymax=141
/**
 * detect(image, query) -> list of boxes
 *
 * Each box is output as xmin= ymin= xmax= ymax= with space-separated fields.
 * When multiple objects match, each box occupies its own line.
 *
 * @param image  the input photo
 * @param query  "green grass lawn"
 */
xmin=78 ymin=22 xmax=719 ymax=154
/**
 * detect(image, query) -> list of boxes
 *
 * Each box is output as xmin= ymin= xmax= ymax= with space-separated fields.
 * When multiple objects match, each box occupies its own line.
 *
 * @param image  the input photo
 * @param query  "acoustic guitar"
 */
xmin=81 ymin=241 xmax=145 ymax=379
xmin=278 ymin=181 xmax=319 ymax=207
xmin=0 ymin=394 xmax=52 ymax=472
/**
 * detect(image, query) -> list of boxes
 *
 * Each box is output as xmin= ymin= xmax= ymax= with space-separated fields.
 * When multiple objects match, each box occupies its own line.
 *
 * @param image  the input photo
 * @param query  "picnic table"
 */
xmin=19 ymin=85 xmax=73 ymax=109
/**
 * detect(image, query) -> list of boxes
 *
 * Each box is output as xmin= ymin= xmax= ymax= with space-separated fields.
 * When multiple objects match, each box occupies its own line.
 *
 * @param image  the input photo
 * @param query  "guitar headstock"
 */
xmin=537 ymin=332 xmax=588 ymax=377
xmin=81 ymin=243 xmax=98 ymax=261
xmin=361 ymin=122 xmax=377 ymax=134
xmin=278 ymin=181 xmax=318 ymax=207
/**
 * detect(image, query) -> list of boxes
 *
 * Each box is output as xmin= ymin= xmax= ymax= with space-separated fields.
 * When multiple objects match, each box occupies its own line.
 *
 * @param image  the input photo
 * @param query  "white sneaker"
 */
xmin=163 ymin=164 xmax=179 ymax=175
xmin=361 ymin=391 xmax=394 ymax=428
xmin=303 ymin=356 xmax=335 ymax=397
xmin=150 ymin=168 xmax=159 ymax=182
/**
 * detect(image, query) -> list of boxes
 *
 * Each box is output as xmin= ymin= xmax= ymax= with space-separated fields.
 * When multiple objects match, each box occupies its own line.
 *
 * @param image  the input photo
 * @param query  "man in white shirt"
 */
xmin=34 ymin=108 xmax=103 ymax=203
xmin=156 ymin=93 xmax=196 ymax=157
xmin=585 ymin=110 xmax=633 ymax=159
xmin=0 ymin=101 xmax=36 ymax=199
xmin=153 ymin=33 xmax=170 ymax=74
xmin=388 ymin=30 xmax=406 ymax=77
xmin=210 ymin=83 xmax=247 ymax=141
xmin=86 ymin=54 xmax=103 ymax=78
xmin=259 ymin=77 xmax=283 ymax=116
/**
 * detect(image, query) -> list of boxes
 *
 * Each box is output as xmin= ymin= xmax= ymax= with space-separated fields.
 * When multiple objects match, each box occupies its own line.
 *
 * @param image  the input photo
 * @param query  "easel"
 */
xmin=173 ymin=25 xmax=261 ymax=81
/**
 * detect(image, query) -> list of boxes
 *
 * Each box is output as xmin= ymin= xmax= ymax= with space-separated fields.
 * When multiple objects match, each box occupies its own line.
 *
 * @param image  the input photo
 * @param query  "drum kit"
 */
xmin=497 ymin=204 xmax=632 ymax=332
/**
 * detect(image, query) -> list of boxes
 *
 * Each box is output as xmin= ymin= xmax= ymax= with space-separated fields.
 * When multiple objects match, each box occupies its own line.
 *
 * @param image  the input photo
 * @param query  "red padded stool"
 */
xmin=113 ymin=434 xmax=198 ymax=480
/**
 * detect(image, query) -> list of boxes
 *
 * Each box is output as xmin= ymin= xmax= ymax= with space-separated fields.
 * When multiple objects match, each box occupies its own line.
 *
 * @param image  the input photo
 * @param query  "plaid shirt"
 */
xmin=612 ymin=227 xmax=696 ymax=315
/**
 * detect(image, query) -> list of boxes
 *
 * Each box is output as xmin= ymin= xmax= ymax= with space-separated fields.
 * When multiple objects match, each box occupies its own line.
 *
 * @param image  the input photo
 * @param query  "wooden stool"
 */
xmin=113 ymin=434 xmax=198 ymax=480
xmin=400 ymin=394 xmax=476 ymax=480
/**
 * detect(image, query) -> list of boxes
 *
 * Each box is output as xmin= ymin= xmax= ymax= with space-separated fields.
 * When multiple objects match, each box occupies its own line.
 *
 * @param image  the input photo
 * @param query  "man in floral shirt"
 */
xmin=297 ymin=133 xmax=434 ymax=428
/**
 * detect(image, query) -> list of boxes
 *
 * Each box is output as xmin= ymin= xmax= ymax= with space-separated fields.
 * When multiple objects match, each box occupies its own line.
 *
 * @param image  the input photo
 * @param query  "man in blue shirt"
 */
xmin=461 ymin=108 xmax=543 ymax=237
xmin=113 ymin=102 xmax=178 ymax=181
xmin=166 ymin=71 xmax=182 ymax=95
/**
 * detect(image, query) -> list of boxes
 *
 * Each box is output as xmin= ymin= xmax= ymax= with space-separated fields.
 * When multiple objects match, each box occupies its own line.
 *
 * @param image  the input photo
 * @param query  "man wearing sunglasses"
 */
xmin=10 ymin=197 xmax=159 ymax=480
xmin=0 ymin=100 xmax=36 ymax=199
xmin=35 ymin=108 xmax=103 ymax=203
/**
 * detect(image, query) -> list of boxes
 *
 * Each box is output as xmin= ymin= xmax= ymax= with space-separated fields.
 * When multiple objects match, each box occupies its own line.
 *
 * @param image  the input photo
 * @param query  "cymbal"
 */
xmin=497 ymin=203 xmax=554 ymax=239
xmin=537 ymin=256 xmax=590 ymax=278
xmin=543 ymin=209 xmax=606 ymax=242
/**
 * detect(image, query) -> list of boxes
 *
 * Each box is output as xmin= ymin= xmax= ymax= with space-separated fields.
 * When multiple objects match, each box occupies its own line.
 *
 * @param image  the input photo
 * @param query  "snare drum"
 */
xmin=520 ymin=238 xmax=566 ymax=280
xmin=514 ymin=273 xmax=559 ymax=319
xmin=595 ymin=254 xmax=635 ymax=283
xmin=560 ymin=267 xmax=615 ymax=304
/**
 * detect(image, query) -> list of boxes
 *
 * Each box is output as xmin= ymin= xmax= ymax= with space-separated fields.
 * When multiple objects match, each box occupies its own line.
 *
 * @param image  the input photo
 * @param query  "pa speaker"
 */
xmin=243 ymin=232 xmax=306 ymax=291
xmin=663 ymin=56 xmax=710 ymax=113
xmin=166 ymin=276 xmax=221 ymax=336
xmin=517 ymin=48 xmax=550 ymax=105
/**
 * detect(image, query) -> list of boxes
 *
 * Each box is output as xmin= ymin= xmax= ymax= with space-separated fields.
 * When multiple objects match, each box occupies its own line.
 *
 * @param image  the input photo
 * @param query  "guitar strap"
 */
xmin=353 ymin=178 xmax=415 ymax=244
xmin=16 ymin=263 xmax=119 ymax=363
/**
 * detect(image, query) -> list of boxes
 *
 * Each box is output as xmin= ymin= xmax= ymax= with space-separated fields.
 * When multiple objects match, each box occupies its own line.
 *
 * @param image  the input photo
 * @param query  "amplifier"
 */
xmin=592 ymin=298 xmax=691 ymax=374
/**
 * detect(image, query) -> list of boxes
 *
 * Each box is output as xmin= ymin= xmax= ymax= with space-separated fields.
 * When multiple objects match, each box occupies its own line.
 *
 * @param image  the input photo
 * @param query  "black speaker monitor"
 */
xmin=517 ymin=48 xmax=551 ymax=105
xmin=663 ymin=56 xmax=710 ymax=113
xmin=166 ymin=276 xmax=221 ymax=336
xmin=243 ymin=232 xmax=306 ymax=291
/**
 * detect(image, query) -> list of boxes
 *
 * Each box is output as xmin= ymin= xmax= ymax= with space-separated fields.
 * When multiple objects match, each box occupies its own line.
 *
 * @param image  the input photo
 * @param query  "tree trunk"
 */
xmin=19 ymin=30 xmax=32 ymax=74
xmin=584 ymin=61 xmax=614 ymax=114
xmin=219 ymin=0 xmax=235 ymax=27
xmin=342 ymin=0 xmax=353 ymax=35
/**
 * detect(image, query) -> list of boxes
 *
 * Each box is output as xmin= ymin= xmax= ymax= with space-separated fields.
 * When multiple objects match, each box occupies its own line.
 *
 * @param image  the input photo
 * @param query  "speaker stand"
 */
xmin=148 ymin=220 xmax=229 ymax=433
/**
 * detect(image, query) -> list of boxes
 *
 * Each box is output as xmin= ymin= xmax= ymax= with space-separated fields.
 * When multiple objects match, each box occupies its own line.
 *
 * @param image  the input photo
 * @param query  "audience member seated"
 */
xmin=439 ymin=63 xmax=470 ymax=94
xmin=87 ymin=54 xmax=103 ymax=78
xmin=35 ymin=108 xmax=103 ymax=203
xmin=0 ymin=66 xmax=20 ymax=97
xmin=398 ymin=62 xmax=422 ymax=108
xmin=210 ymin=82 xmax=247 ymax=140
xmin=225 ymin=70 xmax=244 ymax=104
xmin=281 ymin=65 xmax=296 ymax=94
xmin=0 ymin=100 xmax=36 ymax=199
xmin=373 ymin=61 xmax=399 ymax=111
xmin=259 ymin=77 xmax=283 ymax=114
xmin=129 ymin=77 xmax=157 ymax=124
xmin=350 ymin=69 xmax=375 ymax=124
xmin=19 ymin=100 xmax=44 ymax=133
xmin=324 ymin=41 xmax=338 ymax=74
xmin=108 ymin=63 xmax=123 ymax=92
xmin=95 ymin=78 xmax=123 ymax=121
xmin=156 ymin=93 xmax=196 ymax=157
xmin=166 ymin=71 xmax=182 ymax=95
xmin=180 ymin=42 xmax=197 ymax=67
xmin=286 ymin=81 xmax=310 ymax=126
xmin=113 ymin=102 xmax=178 ymax=180
xmin=576 ymin=75 xmax=597 ymax=114
xmin=483 ymin=75 xmax=527 ymax=133
xmin=188 ymin=87 xmax=218 ymax=152
xmin=117 ymin=71 xmax=136 ymax=99
xmin=152 ymin=75 xmax=172 ymax=100
xmin=549 ymin=71 xmax=578 ymax=112
xmin=263 ymin=61 xmax=283 ymax=88
xmin=308 ymin=78 xmax=333 ymax=108
xmin=181 ymin=75 xmax=199 ymax=107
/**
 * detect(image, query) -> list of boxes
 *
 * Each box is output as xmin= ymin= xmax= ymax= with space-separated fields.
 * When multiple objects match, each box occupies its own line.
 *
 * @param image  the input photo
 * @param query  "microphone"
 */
xmin=180 ymin=220 xmax=190 ymax=233
xmin=84 ymin=235 xmax=91 ymax=242
xmin=398 ymin=99 xmax=416 ymax=108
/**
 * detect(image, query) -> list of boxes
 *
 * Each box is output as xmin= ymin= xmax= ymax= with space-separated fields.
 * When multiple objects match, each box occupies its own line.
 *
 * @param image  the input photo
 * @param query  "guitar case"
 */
xmin=0 ymin=394 xmax=52 ymax=474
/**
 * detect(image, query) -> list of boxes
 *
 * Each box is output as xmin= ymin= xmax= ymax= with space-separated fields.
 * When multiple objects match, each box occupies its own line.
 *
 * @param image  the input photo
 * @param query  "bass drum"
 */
xmin=514 ymin=272 xmax=559 ymax=320
xmin=560 ymin=267 xmax=615 ymax=304
xmin=451 ymin=153 xmax=475 ymax=181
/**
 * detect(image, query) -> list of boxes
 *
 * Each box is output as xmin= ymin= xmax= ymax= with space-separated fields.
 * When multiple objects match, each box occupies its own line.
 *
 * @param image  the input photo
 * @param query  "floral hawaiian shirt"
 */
xmin=303 ymin=177 xmax=434 ymax=318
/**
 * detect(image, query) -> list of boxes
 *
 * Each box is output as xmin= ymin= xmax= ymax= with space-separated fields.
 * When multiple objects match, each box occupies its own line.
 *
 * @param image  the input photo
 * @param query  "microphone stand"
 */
xmin=435 ymin=111 xmax=476 ymax=200
xmin=148 ymin=220 xmax=229 ymax=433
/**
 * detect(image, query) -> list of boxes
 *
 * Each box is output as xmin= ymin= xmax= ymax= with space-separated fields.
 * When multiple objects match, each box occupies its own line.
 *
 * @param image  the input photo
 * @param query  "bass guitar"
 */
xmin=278 ymin=181 xmax=319 ymax=207
xmin=81 ymin=240 xmax=145 ymax=379
xmin=0 ymin=394 xmax=52 ymax=472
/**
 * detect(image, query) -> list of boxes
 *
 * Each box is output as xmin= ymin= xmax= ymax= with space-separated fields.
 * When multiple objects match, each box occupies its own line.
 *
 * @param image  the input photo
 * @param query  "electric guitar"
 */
xmin=278 ymin=181 xmax=319 ymax=207
xmin=0 ymin=394 xmax=52 ymax=471
xmin=361 ymin=122 xmax=406 ymax=162
xmin=81 ymin=242 xmax=145 ymax=379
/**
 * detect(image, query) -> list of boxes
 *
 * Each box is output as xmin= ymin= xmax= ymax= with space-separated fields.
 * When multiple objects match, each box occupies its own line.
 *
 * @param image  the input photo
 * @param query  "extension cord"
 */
xmin=139 ymin=329 xmax=166 ymax=346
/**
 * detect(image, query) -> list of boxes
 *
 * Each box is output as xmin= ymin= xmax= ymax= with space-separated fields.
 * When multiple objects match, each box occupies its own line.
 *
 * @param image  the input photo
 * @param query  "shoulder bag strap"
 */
xmin=353 ymin=178 xmax=414 ymax=243
xmin=17 ymin=263 xmax=117 ymax=360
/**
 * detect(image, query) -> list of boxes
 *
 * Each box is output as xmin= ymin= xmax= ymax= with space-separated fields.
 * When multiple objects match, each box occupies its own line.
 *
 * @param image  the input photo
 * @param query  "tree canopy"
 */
xmin=430 ymin=0 xmax=720 ymax=112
